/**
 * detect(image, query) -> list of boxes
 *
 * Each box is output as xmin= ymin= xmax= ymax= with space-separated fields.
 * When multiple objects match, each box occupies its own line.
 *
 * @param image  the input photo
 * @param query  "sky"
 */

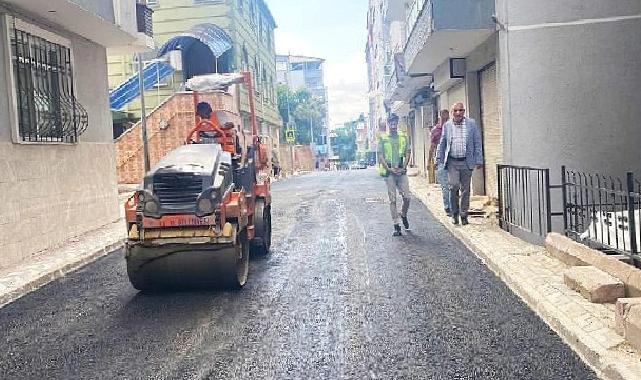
xmin=265 ymin=0 xmax=369 ymax=128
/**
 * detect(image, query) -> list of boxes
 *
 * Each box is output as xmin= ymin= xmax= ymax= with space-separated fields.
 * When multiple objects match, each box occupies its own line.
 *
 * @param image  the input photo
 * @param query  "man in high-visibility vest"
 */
xmin=378 ymin=113 xmax=412 ymax=236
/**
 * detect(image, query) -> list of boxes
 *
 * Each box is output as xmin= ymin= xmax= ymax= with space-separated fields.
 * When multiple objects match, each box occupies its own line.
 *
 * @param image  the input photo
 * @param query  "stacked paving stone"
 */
xmin=547 ymin=233 xmax=641 ymax=355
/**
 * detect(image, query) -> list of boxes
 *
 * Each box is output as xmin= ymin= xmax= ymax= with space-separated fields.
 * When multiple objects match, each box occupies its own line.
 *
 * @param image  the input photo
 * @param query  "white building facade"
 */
xmin=0 ymin=0 xmax=152 ymax=270
xmin=367 ymin=0 xmax=641 ymax=198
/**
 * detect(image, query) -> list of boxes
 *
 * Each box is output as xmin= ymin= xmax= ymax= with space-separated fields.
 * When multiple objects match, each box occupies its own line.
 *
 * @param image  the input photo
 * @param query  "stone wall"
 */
xmin=277 ymin=145 xmax=315 ymax=173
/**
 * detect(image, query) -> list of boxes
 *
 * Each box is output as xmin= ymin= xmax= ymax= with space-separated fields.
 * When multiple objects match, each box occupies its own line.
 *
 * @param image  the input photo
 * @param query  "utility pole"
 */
xmin=285 ymin=54 xmax=295 ymax=172
xmin=309 ymin=113 xmax=313 ymax=145
xmin=137 ymin=53 xmax=151 ymax=173
xmin=309 ymin=111 xmax=315 ymax=170
xmin=285 ymin=54 xmax=292 ymax=127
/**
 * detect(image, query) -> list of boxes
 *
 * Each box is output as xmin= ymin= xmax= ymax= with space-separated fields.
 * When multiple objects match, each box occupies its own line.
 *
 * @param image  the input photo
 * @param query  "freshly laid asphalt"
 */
xmin=0 ymin=170 xmax=597 ymax=379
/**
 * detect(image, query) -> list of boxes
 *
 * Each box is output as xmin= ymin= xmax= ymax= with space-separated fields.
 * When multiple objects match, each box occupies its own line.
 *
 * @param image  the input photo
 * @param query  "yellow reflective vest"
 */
xmin=377 ymin=131 xmax=408 ymax=177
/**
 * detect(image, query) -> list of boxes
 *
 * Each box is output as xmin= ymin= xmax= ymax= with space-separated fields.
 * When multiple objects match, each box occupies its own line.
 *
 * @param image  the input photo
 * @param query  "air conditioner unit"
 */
xmin=449 ymin=58 xmax=466 ymax=79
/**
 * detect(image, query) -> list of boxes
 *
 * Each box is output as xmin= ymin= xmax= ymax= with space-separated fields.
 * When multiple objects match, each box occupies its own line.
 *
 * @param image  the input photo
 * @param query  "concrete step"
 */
xmin=617 ymin=298 xmax=641 ymax=352
xmin=546 ymin=233 xmax=641 ymax=297
xmin=564 ymin=266 xmax=625 ymax=303
xmin=546 ymin=232 xmax=602 ymax=267
xmin=616 ymin=298 xmax=641 ymax=335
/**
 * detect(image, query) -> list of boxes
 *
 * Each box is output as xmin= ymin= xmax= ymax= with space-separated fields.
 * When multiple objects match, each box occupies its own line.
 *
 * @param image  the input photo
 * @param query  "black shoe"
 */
xmin=452 ymin=215 xmax=460 ymax=225
xmin=393 ymin=224 xmax=402 ymax=236
xmin=445 ymin=209 xmax=451 ymax=217
xmin=401 ymin=215 xmax=410 ymax=230
xmin=461 ymin=216 xmax=469 ymax=225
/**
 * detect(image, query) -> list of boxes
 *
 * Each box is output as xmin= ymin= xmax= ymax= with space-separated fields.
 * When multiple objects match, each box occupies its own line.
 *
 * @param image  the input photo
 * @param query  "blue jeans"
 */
xmin=437 ymin=165 xmax=450 ymax=212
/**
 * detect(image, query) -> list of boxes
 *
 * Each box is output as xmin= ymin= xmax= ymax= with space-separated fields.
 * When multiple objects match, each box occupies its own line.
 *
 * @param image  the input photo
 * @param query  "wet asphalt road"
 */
xmin=0 ymin=170 xmax=597 ymax=380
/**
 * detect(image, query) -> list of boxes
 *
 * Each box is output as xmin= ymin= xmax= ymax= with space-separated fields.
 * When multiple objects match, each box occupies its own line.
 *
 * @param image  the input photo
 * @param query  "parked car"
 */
xmin=349 ymin=161 xmax=367 ymax=170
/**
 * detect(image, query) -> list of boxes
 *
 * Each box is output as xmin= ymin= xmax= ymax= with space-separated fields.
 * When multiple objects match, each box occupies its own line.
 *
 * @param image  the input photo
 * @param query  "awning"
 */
xmin=157 ymin=23 xmax=233 ymax=59
xmin=109 ymin=60 xmax=174 ymax=110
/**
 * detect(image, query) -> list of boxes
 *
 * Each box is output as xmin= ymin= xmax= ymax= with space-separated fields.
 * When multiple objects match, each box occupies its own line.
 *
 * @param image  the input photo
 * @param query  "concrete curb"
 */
xmin=407 ymin=180 xmax=641 ymax=380
xmin=0 ymin=220 xmax=126 ymax=310
xmin=0 ymin=239 xmax=125 ymax=309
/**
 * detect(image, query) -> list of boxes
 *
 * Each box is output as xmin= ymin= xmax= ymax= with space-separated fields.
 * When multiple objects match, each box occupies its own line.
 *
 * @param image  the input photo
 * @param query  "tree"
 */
xmin=277 ymin=84 xmax=326 ymax=145
xmin=332 ymin=120 xmax=358 ymax=163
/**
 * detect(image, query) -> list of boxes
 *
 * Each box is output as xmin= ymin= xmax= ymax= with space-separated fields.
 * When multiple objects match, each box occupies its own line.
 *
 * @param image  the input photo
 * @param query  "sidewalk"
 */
xmin=0 ymin=190 xmax=132 ymax=309
xmin=0 ymin=219 xmax=126 ymax=309
xmin=408 ymin=177 xmax=641 ymax=380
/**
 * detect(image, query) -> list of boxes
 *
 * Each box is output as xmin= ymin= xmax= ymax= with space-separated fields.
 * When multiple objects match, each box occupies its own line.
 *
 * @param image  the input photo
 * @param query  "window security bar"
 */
xmin=10 ymin=26 xmax=88 ymax=143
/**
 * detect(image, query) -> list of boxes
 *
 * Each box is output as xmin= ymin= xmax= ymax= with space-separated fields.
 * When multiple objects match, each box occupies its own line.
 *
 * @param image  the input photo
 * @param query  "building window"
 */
xmin=307 ymin=79 xmax=322 ymax=89
xmin=254 ymin=57 xmax=260 ymax=94
xmin=8 ymin=19 xmax=88 ymax=143
xmin=249 ymin=0 xmax=257 ymax=27
xmin=262 ymin=67 xmax=267 ymax=101
xmin=241 ymin=45 xmax=249 ymax=70
xmin=146 ymin=0 xmax=158 ymax=6
xmin=268 ymin=75 xmax=274 ymax=104
xmin=306 ymin=61 xmax=322 ymax=71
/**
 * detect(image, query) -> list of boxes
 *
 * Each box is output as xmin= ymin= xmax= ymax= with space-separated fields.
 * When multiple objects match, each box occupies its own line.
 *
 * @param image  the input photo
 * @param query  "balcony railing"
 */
xmin=405 ymin=0 xmax=427 ymax=45
xmin=136 ymin=3 xmax=153 ymax=37
xmin=404 ymin=0 xmax=433 ymax=69
xmin=385 ymin=68 xmax=399 ymax=101
xmin=402 ymin=0 xmax=495 ymax=75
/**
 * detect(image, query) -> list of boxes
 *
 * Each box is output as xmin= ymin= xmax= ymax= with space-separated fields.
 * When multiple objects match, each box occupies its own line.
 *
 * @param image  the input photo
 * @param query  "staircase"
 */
xmin=115 ymin=91 xmax=239 ymax=184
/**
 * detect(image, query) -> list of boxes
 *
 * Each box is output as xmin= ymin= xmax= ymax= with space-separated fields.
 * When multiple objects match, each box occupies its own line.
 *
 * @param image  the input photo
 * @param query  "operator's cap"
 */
xmin=387 ymin=113 xmax=399 ymax=123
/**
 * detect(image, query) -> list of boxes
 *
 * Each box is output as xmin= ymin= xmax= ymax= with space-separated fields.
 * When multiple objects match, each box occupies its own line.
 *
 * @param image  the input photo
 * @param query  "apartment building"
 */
xmin=0 ymin=0 xmax=152 ymax=269
xmin=276 ymin=54 xmax=330 ymax=165
xmin=108 ymin=0 xmax=281 ymax=140
xmin=367 ymin=0 xmax=641 ymax=197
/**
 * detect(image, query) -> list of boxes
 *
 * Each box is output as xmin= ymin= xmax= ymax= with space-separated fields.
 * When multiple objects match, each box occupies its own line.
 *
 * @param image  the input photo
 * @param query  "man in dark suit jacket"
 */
xmin=436 ymin=102 xmax=484 ymax=225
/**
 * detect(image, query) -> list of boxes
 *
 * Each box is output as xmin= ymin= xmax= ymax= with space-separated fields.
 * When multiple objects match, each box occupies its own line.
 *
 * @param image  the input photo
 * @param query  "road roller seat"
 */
xmin=187 ymin=107 xmax=240 ymax=156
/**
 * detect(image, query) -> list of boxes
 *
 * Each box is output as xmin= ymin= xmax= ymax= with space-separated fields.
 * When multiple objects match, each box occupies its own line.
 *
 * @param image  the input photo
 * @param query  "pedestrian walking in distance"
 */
xmin=428 ymin=109 xmax=451 ymax=216
xmin=436 ymin=102 xmax=483 ymax=226
xmin=378 ymin=113 xmax=412 ymax=236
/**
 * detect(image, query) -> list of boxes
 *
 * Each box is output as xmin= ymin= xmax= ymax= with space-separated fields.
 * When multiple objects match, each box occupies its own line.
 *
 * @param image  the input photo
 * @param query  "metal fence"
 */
xmin=497 ymin=164 xmax=641 ymax=261
xmin=564 ymin=167 xmax=640 ymax=259
xmin=497 ymin=165 xmax=560 ymax=244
